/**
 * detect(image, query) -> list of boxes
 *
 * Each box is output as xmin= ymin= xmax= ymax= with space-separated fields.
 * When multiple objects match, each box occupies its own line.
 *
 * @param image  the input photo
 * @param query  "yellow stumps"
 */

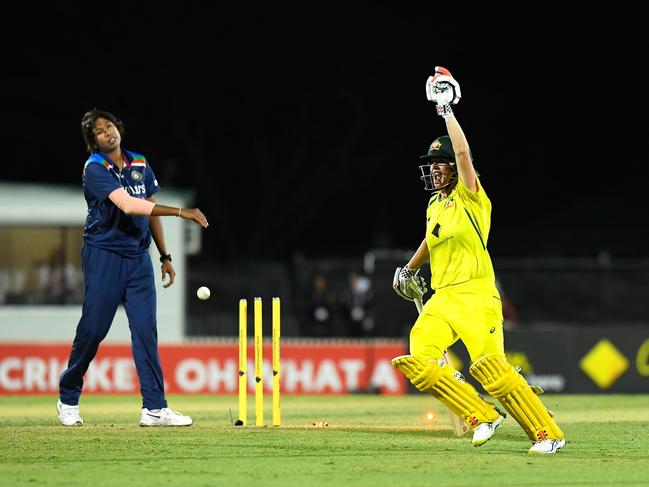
xmin=254 ymin=297 xmax=264 ymax=426
xmin=272 ymin=297 xmax=281 ymax=427
xmin=238 ymin=299 xmax=247 ymax=426
xmin=237 ymin=296 xmax=281 ymax=428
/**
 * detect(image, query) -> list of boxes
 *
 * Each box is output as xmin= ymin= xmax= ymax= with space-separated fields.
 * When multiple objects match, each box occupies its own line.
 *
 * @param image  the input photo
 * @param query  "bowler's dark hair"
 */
xmin=80 ymin=109 xmax=125 ymax=153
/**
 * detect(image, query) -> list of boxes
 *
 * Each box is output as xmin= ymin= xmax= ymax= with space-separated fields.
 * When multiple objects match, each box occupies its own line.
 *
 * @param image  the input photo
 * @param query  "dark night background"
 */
xmin=2 ymin=4 xmax=646 ymax=261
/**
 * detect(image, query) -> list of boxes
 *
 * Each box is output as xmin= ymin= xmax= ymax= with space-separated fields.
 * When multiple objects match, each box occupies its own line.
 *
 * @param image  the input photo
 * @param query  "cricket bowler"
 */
xmin=57 ymin=109 xmax=208 ymax=427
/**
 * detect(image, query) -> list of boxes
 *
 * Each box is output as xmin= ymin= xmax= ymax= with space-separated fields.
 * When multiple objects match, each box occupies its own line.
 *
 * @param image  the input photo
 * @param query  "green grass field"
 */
xmin=1 ymin=394 xmax=648 ymax=486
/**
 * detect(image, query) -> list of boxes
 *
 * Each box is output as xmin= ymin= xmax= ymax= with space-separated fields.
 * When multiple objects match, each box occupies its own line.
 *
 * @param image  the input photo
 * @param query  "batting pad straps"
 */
xmin=391 ymin=355 xmax=499 ymax=427
xmin=470 ymin=355 xmax=564 ymax=441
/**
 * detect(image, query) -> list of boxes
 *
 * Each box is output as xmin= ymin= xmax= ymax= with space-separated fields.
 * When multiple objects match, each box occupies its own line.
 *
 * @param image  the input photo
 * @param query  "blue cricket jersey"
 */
xmin=82 ymin=150 xmax=160 ymax=256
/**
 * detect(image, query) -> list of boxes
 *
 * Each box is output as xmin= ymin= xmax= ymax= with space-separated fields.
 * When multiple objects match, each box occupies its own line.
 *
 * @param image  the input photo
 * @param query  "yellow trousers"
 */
xmin=410 ymin=278 xmax=504 ymax=363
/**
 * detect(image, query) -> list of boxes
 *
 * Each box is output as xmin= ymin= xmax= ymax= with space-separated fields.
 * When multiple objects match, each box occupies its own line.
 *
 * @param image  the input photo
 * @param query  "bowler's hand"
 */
xmin=161 ymin=260 xmax=176 ymax=288
xmin=180 ymin=208 xmax=209 ymax=229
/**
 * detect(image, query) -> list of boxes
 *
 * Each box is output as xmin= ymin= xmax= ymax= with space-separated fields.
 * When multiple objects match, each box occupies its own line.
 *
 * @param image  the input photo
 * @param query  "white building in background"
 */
xmin=0 ymin=183 xmax=194 ymax=343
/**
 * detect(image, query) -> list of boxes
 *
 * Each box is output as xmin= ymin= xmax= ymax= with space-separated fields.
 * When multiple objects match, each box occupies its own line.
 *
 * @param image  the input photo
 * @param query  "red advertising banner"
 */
xmin=0 ymin=340 xmax=408 ymax=395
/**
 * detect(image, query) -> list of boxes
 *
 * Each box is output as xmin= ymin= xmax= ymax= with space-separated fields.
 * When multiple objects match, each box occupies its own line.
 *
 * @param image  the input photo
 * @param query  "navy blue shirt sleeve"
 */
xmin=84 ymin=162 xmax=121 ymax=201
xmin=145 ymin=163 xmax=160 ymax=198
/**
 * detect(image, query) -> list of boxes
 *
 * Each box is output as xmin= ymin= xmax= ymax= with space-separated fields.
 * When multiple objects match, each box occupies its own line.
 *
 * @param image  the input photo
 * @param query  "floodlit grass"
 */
xmin=1 ymin=394 xmax=648 ymax=486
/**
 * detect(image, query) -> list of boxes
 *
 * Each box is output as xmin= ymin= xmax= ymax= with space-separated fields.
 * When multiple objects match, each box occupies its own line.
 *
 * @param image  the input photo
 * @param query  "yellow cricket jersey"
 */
xmin=425 ymin=177 xmax=496 ymax=291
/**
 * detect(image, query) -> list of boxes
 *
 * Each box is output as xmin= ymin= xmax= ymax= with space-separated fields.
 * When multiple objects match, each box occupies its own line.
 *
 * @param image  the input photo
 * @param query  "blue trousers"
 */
xmin=59 ymin=244 xmax=167 ymax=409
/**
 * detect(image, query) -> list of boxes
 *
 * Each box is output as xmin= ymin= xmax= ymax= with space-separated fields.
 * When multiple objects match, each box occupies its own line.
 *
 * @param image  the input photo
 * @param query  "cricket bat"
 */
xmin=413 ymin=296 xmax=469 ymax=437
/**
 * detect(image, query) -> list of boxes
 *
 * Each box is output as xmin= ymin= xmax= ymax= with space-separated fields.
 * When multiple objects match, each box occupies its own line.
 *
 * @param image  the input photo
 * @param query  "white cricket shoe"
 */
xmin=139 ymin=407 xmax=193 ymax=427
xmin=472 ymin=415 xmax=504 ymax=446
xmin=528 ymin=438 xmax=566 ymax=455
xmin=56 ymin=399 xmax=83 ymax=426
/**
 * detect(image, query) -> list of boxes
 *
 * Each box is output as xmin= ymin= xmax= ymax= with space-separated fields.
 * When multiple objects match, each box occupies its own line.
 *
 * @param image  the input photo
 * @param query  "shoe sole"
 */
xmin=472 ymin=415 xmax=504 ymax=447
xmin=528 ymin=439 xmax=566 ymax=455
xmin=139 ymin=422 xmax=193 ymax=427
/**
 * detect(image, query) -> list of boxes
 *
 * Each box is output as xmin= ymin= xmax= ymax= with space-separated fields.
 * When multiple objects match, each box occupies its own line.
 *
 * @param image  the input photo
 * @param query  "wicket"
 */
xmin=237 ymin=297 xmax=281 ymax=427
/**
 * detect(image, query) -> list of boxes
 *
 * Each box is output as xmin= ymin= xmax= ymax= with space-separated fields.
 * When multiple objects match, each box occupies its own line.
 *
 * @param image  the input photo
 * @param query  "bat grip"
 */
xmin=414 ymin=297 xmax=423 ymax=314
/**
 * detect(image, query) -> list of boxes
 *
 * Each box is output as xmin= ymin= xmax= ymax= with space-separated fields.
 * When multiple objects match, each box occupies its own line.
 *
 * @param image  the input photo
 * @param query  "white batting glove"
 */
xmin=426 ymin=66 xmax=461 ymax=104
xmin=425 ymin=66 xmax=461 ymax=121
xmin=392 ymin=266 xmax=428 ymax=302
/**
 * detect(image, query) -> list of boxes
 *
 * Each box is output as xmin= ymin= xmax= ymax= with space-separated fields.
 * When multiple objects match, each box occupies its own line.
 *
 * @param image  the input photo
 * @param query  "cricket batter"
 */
xmin=391 ymin=67 xmax=566 ymax=454
xmin=57 ymin=109 xmax=208 ymax=427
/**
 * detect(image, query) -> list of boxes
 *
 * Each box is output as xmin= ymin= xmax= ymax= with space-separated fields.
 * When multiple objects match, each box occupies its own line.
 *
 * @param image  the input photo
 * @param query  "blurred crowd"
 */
xmin=0 ymin=247 xmax=83 ymax=305
xmin=306 ymin=271 xmax=375 ymax=337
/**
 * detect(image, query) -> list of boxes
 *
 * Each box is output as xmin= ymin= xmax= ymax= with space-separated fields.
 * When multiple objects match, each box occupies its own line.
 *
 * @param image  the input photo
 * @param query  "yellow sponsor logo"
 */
xmin=637 ymin=339 xmax=649 ymax=377
xmin=580 ymin=339 xmax=629 ymax=389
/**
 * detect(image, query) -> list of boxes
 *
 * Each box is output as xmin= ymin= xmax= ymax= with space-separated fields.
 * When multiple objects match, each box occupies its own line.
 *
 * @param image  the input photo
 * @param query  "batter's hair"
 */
xmin=80 ymin=108 xmax=125 ymax=153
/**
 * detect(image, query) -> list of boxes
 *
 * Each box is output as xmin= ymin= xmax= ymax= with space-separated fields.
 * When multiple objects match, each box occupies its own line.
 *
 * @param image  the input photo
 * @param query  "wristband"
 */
xmin=160 ymin=254 xmax=172 ymax=263
xmin=436 ymin=104 xmax=453 ymax=120
xmin=400 ymin=266 xmax=416 ymax=280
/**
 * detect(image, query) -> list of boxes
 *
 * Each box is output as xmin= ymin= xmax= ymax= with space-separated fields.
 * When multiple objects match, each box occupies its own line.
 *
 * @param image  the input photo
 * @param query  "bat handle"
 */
xmin=414 ymin=297 xmax=424 ymax=315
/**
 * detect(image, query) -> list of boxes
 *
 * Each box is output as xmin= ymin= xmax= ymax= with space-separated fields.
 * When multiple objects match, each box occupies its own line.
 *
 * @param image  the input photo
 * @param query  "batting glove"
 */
xmin=426 ymin=66 xmax=461 ymax=121
xmin=392 ymin=266 xmax=428 ymax=302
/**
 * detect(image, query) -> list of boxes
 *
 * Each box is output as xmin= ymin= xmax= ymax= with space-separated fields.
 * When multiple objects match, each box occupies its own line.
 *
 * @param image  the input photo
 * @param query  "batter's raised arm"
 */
xmin=425 ymin=66 xmax=477 ymax=192
xmin=444 ymin=115 xmax=476 ymax=192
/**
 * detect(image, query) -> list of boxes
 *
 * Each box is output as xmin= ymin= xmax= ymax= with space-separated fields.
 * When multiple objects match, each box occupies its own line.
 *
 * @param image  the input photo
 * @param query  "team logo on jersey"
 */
xmin=430 ymin=140 xmax=442 ymax=151
xmin=131 ymin=171 xmax=142 ymax=181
